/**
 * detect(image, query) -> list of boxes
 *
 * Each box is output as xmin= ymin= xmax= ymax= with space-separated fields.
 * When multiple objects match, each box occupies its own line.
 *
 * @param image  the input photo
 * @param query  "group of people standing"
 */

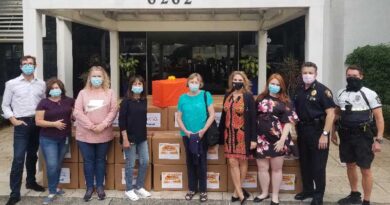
xmin=1 ymin=55 xmax=384 ymax=205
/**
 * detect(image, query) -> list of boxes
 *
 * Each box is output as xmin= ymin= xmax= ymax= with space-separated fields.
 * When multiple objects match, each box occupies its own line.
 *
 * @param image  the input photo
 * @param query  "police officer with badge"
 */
xmin=332 ymin=65 xmax=384 ymax=205
xmin=294 ymin=62 xmax=336 ymax=205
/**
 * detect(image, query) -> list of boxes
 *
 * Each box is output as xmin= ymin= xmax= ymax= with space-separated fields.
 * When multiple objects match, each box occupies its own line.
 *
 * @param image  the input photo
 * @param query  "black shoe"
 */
xmin=270 ymin=201 xmax=279 ymax=205
xmin=231 ymin=196 xmax=239 ymax=202
xmin=26 ymin=182 xmax=45 ymax=192
xmin=337 ymin=192 xmax=362 ymax=204
xmin=310 ymin=198 xmax=323 ymax=205
xmin=6 ymin=197 xmax=21 ymax=205
xmin=253 ymin=195 xmax=270 ymax=203
xmin=96 ymin=186 xmax=106 ymax=200
xmin=295 ymin=192 xmax=313 ymax=200
xmin=242 ymin=188 xmax=250 ymax=198
xmin=240 ymin=194 xmax=248 ymax=205
xmin=83 ymin=188 xmax=94 ymax=202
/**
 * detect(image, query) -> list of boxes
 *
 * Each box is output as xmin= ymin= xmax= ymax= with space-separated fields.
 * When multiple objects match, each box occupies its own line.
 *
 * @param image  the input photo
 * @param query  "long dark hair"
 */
xmin=127 ymin=75 xmax=146 ymax=100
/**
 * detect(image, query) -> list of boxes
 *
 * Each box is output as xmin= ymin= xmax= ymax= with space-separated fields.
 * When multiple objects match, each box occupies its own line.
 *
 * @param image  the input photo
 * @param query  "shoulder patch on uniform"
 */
xmin=311 ymin=90 xmax=317 ymax=96
xmin=376 ymin=96 xmax=382 ymax=104
xmin=325 ymin=89 xmax=332 ymax=98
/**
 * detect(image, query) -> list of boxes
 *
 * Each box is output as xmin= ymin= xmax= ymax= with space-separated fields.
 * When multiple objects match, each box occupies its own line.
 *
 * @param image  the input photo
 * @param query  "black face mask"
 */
xmin=346 ymin=77 xmax=363 ymax=92
xmin=232 ymin=82 xmax=244 ymax=90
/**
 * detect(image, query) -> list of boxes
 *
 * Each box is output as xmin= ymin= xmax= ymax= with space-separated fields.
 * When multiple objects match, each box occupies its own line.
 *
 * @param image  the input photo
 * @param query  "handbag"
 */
xmin=203 ymin=91 xmax=220 ymax=146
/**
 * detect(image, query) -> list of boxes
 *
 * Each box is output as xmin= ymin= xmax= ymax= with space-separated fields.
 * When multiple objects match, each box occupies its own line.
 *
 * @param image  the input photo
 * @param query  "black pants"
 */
xmin=297 ymin=124 xmax=329 ymax=200
xmin=182 ymin=136 xmax=208 ymax=192
xmin=10 ymin=117 xmax=40 ymax=198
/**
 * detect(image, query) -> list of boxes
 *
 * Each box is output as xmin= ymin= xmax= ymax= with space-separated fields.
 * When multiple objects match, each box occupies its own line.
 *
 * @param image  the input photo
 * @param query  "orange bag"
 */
xmin=152 ymin=78 xmax=188 ymax=108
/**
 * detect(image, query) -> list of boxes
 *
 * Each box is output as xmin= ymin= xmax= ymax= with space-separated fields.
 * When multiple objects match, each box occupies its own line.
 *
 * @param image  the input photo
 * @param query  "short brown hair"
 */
xmin=186 ymin=73 xmax=204 ymax=88
xmin=20 ymin=55 xmax=36 ymax=65
xmin=45 ymin=78 xmax=66 ymax=97
xmin=346 ymin=65 xmax=364 ymax=75
xmin=301 ymin=61 xmax=317 ymax=72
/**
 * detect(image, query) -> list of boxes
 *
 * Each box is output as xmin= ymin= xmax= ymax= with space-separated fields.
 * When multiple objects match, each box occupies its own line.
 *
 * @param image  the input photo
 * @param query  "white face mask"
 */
xmin=189 ymin=83 xmax=200 ymax=92
xmin=302 ymin=74 xmax=315 ymax=84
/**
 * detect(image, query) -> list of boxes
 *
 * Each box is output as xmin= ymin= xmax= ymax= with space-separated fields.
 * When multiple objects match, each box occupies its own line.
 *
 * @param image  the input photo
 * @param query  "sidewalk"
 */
xmin=0 ymin=126 xmax=389 ymax=205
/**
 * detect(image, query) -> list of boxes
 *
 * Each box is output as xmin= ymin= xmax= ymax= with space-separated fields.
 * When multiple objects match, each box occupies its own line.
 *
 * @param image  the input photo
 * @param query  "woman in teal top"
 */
xmin=177 ymin=73 xmax=215 ymax=203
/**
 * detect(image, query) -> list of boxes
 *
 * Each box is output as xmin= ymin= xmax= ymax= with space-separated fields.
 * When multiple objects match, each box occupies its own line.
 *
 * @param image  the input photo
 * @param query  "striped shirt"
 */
xmin=1 ymin=75 xmax=46 ymax=119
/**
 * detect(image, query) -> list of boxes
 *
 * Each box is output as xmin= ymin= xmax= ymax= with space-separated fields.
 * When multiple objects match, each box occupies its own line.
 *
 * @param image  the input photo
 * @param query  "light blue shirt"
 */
xmin=177 ymin=90 xmax=213 ymax=136
xmin=1 ymin=75 xmax=46 ymax=119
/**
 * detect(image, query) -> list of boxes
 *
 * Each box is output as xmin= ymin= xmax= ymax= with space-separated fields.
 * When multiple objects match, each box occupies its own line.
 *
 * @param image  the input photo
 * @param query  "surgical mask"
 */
xmin=268 ymin=84 xmax=281 ymax=94
xmin=21 ymin=64 xmax=35 ymax=75
xmin=49 ymin=88 xmax=62 ymax=97
xmin=91 ymin=77 xmax=103 ymax=87
xmin=346 ymin=77 xmax=363 ymax=92
xmin=232 ymin=82 xmax=244 ymax=90
xmin=131 ymin=86 xmax=143 ymax=94
xmin=302 ymin=74 xmax=315 ymax=84
xmin=189 ymin=83 xmax=200 ymax=92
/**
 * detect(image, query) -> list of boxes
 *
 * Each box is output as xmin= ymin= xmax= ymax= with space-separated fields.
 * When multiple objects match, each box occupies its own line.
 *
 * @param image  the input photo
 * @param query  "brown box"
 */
xmin=153 ymin=164 xmax=188 ymax=191
xmin=147 ymin=105 xmax=168 ymax=131
xmin=78 ymin=163 xmax=115 ymax=190
xmin=114 ymin=134 xmax=153 ymax=164
xmin=63 ymin=137 xmax=79 ymax=163
xmin=207 ymin=165 xmax=228 ymax=192
xmin=78 ymin=138 xmax=115 ymax=164
xmin=42 ymin=162 xmax=79 ymax=189
xmin=114 ymin=164 xmax=152 ymax=191
xmin=228 ymin=165 xmax=259 ymax=192
xmin=207 ymin=145 xmax=226 ymax=165
xmin=152 ymin=131 xmax=186 ymax=165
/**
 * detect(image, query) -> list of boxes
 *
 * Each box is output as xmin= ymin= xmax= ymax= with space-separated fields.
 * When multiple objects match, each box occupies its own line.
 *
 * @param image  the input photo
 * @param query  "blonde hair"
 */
xmin=186 ymin=73 xmax=204 ymax=88
xmin=227 ymin=71 xmax=252 ymax=93
xmin=84 ymin=66 xmax=111 ymax=90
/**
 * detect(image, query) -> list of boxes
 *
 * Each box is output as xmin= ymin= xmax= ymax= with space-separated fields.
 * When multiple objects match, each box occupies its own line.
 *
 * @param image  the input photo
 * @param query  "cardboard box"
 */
xmin=167 ymin=105 xmax=223 ymax=131
xmin=147 ymin=105 xmax=168 ymax=131
xmin=63 ymin=137 xmax=79 ymax=163
xmin=78 ymin=138 xmax=115 ymax=164
xmin=114 ymin=134 xmax=153 ymax=164
xmin=207 ymin=145 xmax=226 ymax=165
xmin=152 ymin=132 xmax=186 ymax=165
xmin=78 ymin=163 xmax=115 ymax=190
xmin=42 ymin=162 xmax=79 ymax=189
xmin=153 ymin=164 xmax=188 ymax=191
xmin=207 ymin=165 xmax=228 ymax=192
xmin=228 ymin=165 xmax=259 ymax=192
xmin=115 ymin=164 xmax=152 ymax=191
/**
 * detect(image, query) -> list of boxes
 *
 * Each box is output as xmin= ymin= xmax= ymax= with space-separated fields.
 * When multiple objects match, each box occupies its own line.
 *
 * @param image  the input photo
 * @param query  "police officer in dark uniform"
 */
xmin=332 ymin=65 xmax=384 ymax=205
xmin=293 ymin=62 xmax=336 ymax=205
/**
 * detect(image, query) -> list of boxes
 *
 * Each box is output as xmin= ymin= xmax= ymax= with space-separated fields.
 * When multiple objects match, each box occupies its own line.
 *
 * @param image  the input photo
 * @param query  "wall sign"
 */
xmin=148 ymin=0 xmax=192 ymax=5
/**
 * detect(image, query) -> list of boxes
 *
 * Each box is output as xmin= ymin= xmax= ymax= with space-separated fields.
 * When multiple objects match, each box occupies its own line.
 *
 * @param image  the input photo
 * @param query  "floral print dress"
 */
xmin=255 ymin=95 xmax=298 ymax=158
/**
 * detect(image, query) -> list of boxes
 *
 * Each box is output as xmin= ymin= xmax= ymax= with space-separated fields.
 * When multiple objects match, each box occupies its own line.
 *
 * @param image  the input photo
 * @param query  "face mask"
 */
xmin=131 ymin=86 xmax=143 ymax=94
xmin=91 ymin=77 xmax=103 ymax=87
xmin=346 ymin=77 xmax=363 ymax=92
xmin=302 ymin=74 xmax=315 ymax=84
xmin=189 ymin=83 xmax=200 ymax=92
xmin=232 ymin=82 xmax=244 ymax=90
xmin=49 ymin=88 xmax=62 ymax=97
xmin=268 ymin=84 xmax=281 ymax=94
xmin=21 ymin=64 xmax=35 ymax=76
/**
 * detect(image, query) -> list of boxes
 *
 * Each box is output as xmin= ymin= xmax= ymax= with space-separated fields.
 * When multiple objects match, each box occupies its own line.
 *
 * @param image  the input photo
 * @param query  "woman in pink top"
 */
xmin=73 ymin=66 xmax=118 ymax=201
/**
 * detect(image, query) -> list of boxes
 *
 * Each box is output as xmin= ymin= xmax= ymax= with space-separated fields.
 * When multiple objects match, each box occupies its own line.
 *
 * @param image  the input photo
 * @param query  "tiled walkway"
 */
xmin=0 ymin=126 xmax=389 ymax=204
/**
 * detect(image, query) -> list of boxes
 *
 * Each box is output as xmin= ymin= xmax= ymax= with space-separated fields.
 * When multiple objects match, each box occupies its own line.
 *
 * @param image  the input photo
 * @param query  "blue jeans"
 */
xmin=40 ymin=136 xmax=68 ymax=194
xmin=10 ymin=117 xmax=40 ymax=198
xmin=77 ymin=140 xmax=111 ymax=189
xmin=124 ymin=140 xmax=149 ymax=191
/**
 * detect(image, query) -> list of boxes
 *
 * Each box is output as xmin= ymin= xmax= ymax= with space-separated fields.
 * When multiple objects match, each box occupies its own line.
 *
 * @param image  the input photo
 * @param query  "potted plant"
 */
xmin=119 ymin=55 xmax=139 ymax=77
xmin=240 ymin=56 xmax=258 ymax=79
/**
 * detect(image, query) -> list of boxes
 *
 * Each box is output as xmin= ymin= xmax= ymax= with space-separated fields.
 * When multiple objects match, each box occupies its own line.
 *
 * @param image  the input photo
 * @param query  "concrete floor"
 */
xmin=0 ymin=126 xmax=389 ymax=205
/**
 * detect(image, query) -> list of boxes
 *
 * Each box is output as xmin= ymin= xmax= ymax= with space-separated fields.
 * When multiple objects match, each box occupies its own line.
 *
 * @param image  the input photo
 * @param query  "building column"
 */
xmin=258 ymin=30 xmax=268 ymax=93
xmin=23 ymin=8 xmax=43 ymax=79
xmin=56 ymin=18 xmax=74 ymax=97
xmin=305 ymin=0 xmax=326 ymax=81
xmin=110 ymin=31 xmax=119 ymax=97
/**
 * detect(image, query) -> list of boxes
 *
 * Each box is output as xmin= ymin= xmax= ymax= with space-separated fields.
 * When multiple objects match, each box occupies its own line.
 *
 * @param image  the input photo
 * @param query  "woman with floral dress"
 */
xmin=253 ymin=73 xmax=298 ymax=205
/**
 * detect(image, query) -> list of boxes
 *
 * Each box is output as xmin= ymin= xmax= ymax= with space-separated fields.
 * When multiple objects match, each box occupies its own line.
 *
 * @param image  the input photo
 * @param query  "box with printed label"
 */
xmin=78 ymin=138 xmax=115 ymax=164
xmin=146 ymin=105 xmax=168 ymax=131
xmin=63 ymin=136 xmax=78 ymax=163
xmin=114 ymin=164 xmax=152 ymax=191
xmin=78 ymin=163 xmax=115 ymax=190
xmin=152 ymin=132 xmax=186 ymax=165
xmin=207 ymin=165 xmax=227 ymax=192
xmin=153 ymin=164 xmax=187 ymax=191
xmin=206 ymin=145 xmax=226 ymax=165
xmin=42 ymin=162 xmax=78 ymax=189
xmin=228 ymin=165 xmax=259 ymax=192
xmin=114 ymin=134 xmax=153 ymax=164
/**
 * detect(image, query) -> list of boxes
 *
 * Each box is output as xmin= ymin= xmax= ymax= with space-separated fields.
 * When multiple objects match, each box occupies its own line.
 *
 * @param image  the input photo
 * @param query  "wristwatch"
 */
xmin=375 ymin=137 xmax=383 ymax=144
xmin=322 ymin=130 xmax=329 ymax=137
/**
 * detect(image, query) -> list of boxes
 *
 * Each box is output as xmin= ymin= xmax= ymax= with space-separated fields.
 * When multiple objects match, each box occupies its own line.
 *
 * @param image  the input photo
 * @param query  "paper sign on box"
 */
xmin=280 ymin=174 xmax=296 ymax=191
xmin=161 ymin=172 xmax=183 ymax=189
xmin=242 ymin=171 xmax=258 ymax=188
xmin=207 ymin=172 xmax=220 ymax=189
xmin=59 ymin=168 xmax=71 ymax=184
xmin=159 ymin=143 xmax=180 ymax=160
xmin=147 ymin=113 xmax=161 ymax=127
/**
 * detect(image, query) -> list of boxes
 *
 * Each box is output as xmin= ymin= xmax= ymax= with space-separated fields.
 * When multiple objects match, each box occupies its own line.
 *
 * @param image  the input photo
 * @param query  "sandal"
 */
xmin=200 ymin=192 xmax=208 ymax=202
xmin=185 ymin=191 xmax=196 ymax=201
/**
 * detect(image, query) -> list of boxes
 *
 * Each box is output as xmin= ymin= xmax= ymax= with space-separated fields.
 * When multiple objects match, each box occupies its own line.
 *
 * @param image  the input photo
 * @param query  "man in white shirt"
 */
xmin=1 ymin=55 xmax=46 ymax=205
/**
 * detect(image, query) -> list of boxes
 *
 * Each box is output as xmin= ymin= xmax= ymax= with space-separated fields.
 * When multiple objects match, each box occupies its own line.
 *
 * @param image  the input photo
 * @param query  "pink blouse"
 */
xmin=73 ymin=88 xmax=118 ymax=143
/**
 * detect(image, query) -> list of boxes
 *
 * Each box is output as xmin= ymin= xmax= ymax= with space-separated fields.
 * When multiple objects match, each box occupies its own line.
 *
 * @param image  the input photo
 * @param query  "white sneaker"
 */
xmin=125 ymin=190 xmax=139 ymax=201
xmin=135 ymin=188 xmax=151 ymax=198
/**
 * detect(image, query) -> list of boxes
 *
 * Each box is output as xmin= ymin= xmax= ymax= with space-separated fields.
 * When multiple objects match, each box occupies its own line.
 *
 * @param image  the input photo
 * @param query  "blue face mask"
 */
xmin=91 ymin=77 xmax=103 ymax=87
xmin=268 ymin=84 xmax=281 ymax=94
xmin=49 ymin=88 xmax=62 ymax=97
xmin=21 ymin=64 xmax=35 ymax=75
xmin=189 ymin=83 xmax=200 ymax=92
xmin=131 ymin=86 xmax=143 ymax=94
